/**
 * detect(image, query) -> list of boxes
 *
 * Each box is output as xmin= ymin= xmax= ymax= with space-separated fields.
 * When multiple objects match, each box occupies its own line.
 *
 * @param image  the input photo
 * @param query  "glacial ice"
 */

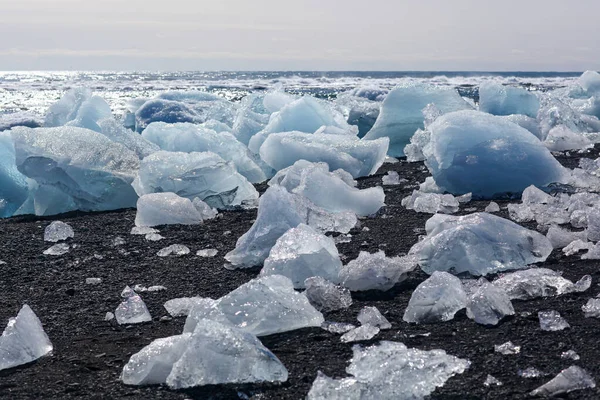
xmin=115 ymin=289 xmax=152 ymax=325
xmin=44 ymin=221 xmax=74 ymax=242
xmin=538 ymin=310 xmax=570 ymax=331
xmin=260 ymin=224 xmax=342 ymax=288
xmin=484 ymin=375 xmax=503 ymax=387
xmin=130 ymin=226 xmax=158 ymax=235
xmin=86 ymin=278 xmax=102 ymax=285
xmin=135 ymin=193 xmax=203 ymax=227
xmin=410 ymin=213 xmax=553 ymax=276
xmin=502 ymin=114 xmax=543 ymax=140
xmin=134 ymin=99 xmax=201 ymax=132
xmin=544 ymin=125 xmax=594 ymax=152
xmin=43 ymin=243 xmax=70 ymax=256
xmin=363 ymin=83 xmax=472 ymax=156
xmin=464 ymin=278 xmax=514 ymax=325
xmin=45 ymin=88 xmax=112 ymax=131
xmin=357 ymin=306 xmax=391 ymax=329
xmin=0 ymin=112 xmax=42 ymax=132
xmin=546 ymin=225 xmax=587 ymax=249
xmin=157 ymin=244 xmax=190 ymax=257
xmin=132 ymin=151 xmax=258 ymax=209
xmin=494 ymin=341 xmax=521 ymax=355
xmin=307 ymin=341 xmax=470 ymax=400
xmin=164 ymin=297 xmax=205 ymax=317
xmin=304 ymin=277 xmax=353 ymax=311
xmin=403 ymin=271 xmax=467 ymax=324
xmin=96 ymin=118 xmax=159 ymax=159
xmin=485 ymin=201 xmax=501 ymax=213
xmin=340 ymin=325 xmax=380 ymax=343
xmin=420 ymin=111 xmax=567 ymax=198
xmin=339 ymin=251 xmax=418 ymax=292
xmin=530 ymin=366 xmax=596 ymax=397
xmin=335 ymin=89 xmax=382 ymax=137
xmin=382 ymin=171 xmax=405 ymax=185
xmin=196 ymin=249 xmax=218 ymax=257
xmin=519 ymin=367 xmax=546 ymax=378
xmin=0 ymin=132 xmax=28 ymax=218
xmin=478 ymin=82 xmax=540 ymax=118
xmin=321 ymin=321 xmax=356 ymax=334
xmin=493 ymin=268 xmax=591 ymax=300
xmin=582 ymin=298 xmax=600 ymax=318
xmin=402 ymin=190 xmax=460 ymax=214
xmin=192 ymin=197 xmax=218 ymax=220
xmin=561 ymin=350 xmax=580 ymax=361
xmin=0 ymin=305 xmax=53 ymax=371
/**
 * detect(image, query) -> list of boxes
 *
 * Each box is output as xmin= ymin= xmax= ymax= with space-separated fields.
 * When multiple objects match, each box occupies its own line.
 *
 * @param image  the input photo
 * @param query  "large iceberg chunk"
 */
xmin=339 ymin=251 xmax=418 ymax=292
xmin=0 ymin=132 xmax=28 ymax=217
xmin=0 ymin=305 xmax=53 ymax=371
xmin=135 ymin=193 xmax=203 ymax=227
xmin=403 ymin=272 xmax=468 ymax=323
xmin=304 ymin=277 xmax=352 ymax=311
xmin=493 ymin=268 xmax=591 ymax=300
xmin=96 ymin=118 xmax=159 ymax=159
xmin=464 ymin=278 xmax=514 ymax=325
xmin=132 ymin=151 xmax=258 ymax=209
xmin=410 ymin=213 xmax=553 ymax=276
xmin=478 ymin=82 xmax=540 ymax=118
xmin=45 ymin=88 xmax=113 ymax=131
xmin=421 ymin=110 xmax=567 ymax=198
xmin=134 ymin=99 xmax=201 ymax=132
xmin=363 ymin=83 xmax=473 ymax=156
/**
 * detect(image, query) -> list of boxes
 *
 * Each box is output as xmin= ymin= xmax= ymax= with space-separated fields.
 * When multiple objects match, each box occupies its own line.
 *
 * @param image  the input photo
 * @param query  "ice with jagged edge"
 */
xmin=304 ymin=277 xmax=352 ymax=312
xmin=402 ymin=190 xmax=460 ymax=214
xmin=335 ymin=88 xmax=383 ymax=137
xmin=403 ymin=271 xmax=467 ymax=324
xmin=196 ymin=249 xmax=218 ymax=257
xmin=382 ymin=171 xmax=406 ymax=185
xmin=157 ymin=244 xmax=190 ymax=257
xmin=269 ymin=160 xmax=385 ymax=216
xmin=135 ymin=193 xmax=203 ymax=227
xmin=307 ymin=341 xmax=470 ymax=399
xmin=410 ymin=213 xmax=553 ymax=276
xmin=544 ymin=125 xmax=596 ymax=152
xmin=259 ymin=132 xmax=388 ymax=179
xmin=484 ymin=375 xmax=503 ymax=387
xmin=464 ymin=278 xmax=514 ymax=325
xmin=44 ymin=221 xmax=74 ymax=242
xmin=582 ymin=298 xmax=600 ymax=318
xmin=339 ymin=251 xmax=418 ymax=292
xmin=45 ymin=88 xmax=113 ymax=132
xmin=260 ymin=224 xmax=342 ymax=288
xmin=141 ymin=122 xmax=266 ymax=183
xmin=121 ymin=319 xmax=288 ymax=388
xmin=519 ymin=367 xmax=546 ymax=378
xmin=132 ymin=151 xmax=258 ymax=210
xmin=530 ymin=366 xmax=596 ymax=397
xmin=357 ymin=306 xmax=391 ymax=329
xmin=546 ymin=225 xmax=587 ymax=249
xmin=164 ymin=297 xmax=207 ymax=317
xmin=225 ymin=186 xmax=356 ymax=268
xmin=184 ymin=275 xmax=324 ymax=337
xmin=363 ymin=82 xmax=473 ymax=157
xmin=0 ymin=305 xmax=53 ymax=371
xmin=321 ymin=321 xmax=356 ymax=334
xmin=115 ymin=287 xmax=152 ymax=324
xmin=538 ymin=310 xmax=570 ymax=331
xmin=10 ymin=126 xmax=139 ymax=214
xmin=0 ymin=112 xmax=42 ymax=132
xmin=0 ymin=132 xmax=28 ymax=218
xmin=340 ymin=325 xmax=380 ymax=343
xmin=43 ymin=243 xmax=70 ymax=256
xmin=493 ymin=268 xmax=591 ymax=300
xmin=96 ymin=118 xmax=159 ymax=159
xmin=478 ymin=82 xmax=540 ymax=118
xmin=413 ymin=110 xmax=567 ymax=198
xmin=494 ymin=341 xmax=520 ymax=355
xmin=485 ymin=201 xmax=501 ymax=213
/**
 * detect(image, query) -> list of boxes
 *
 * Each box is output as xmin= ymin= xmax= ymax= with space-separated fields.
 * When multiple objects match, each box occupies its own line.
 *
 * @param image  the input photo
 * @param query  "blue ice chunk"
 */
xmin=45 ymin=88 xmax=112 ymax=132
xmin=0 ymin=112 xmax=42 ymax=132
xmin=478 ymin=83 xmax=540 ymax=118
xmin=0 ymin=132 xmax=28 ymax=218
xmin=135 ymin=99 xmax=200 ymax=132
xmin=97 ymin=118 xmax=159 ymax=159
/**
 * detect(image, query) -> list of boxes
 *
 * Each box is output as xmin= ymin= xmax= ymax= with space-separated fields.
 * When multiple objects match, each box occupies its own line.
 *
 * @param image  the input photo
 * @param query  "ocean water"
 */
xmin=0 ymin=71 xmax=582 ymax=118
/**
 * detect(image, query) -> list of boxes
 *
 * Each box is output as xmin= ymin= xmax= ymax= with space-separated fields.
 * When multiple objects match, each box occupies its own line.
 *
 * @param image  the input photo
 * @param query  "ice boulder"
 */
xmin=97 ymin=118 xmax=159 ymax=159
xmin=410 ymin=213 xmax=553 ymax=276
xmin=134 ymin=99 xmax=200 ymax=132
xmin=422 ymin=111 xmax=567 ymax=198
xmin=544 ymin=125 xmax=593 ymax=152
xmin=493 ymin=268 xmax=591 ymax=300
xmin=363 ymin=83 xmax=473 ymax=156
xmin=502 ymin=114 xmax=543 ymax=140
xmin=304 ymin=277 xmax=352 ymax=311
xmin=259 ymin=132 xmax=388 ymax=178
xmin=45 ymin=88 xmax=113 ymax=131
xmin=478 ymin=82 xmax=540 ymax=118
xmin=0 ymin=112 xmax=42 ymax=132
xmin=530 ymin=366 xmax=595 ymax=397
xmin=115 ymin=288 xmax=152 ymax=325
xmin=11 ymin=126 xmax=139 ymax=213
xmin=339 ymin=252 xmax=418 ymax=292
xmin=0 ymin=305 xmax=53 ymax=371
xmin=141 ymin=122 xmax=265 ymax=183
xmin=464 ymin=278 xmax=514 ymax=325
xmin=0 ymin=132 xmax=28 ymax=218
xmin=578 ymin=70 xmax=600 ymax=95
xmin=132 ymin=151 xmax=258 ymax=210
xmin=44 ymin=221 xmax=74 ymax=242
xmin=260 ymin=224 xmax=342 ymax=288
xmin=135 ymin=193 xmax=203 ymax=227
xmin=232 ymin=94 xmax=271 ymax=145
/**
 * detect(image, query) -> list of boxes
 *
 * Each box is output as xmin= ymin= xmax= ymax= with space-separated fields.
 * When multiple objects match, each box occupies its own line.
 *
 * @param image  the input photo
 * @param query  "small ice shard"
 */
xmin=0 ymin=305 xmax=53 ymax=371
xmin=121 ymin=285 xmax=136 ymax=298
xmin=485 ymin=201 xmax=501 ymax=213
xmin=44 ymin=221 xmax=74 ymax=242
xmin=115 ymin=289 xmax=152 ymax=325
xmin=507 ymin=203 xmax=535 ymax=222
xmin=494 ymin=341 xmax=521 ymax=355
xmin=382 ymin=171 xmax=405 ymax=185
xmin=340 ymin=325 xmax=380 ymax=343
xmin=561 ymin=350 xmax=580 ymax=361
xmin=145 ymin=233 xmax=164 ymax=241
xmin=304 ymin=276 xmax=352 ymax=311
xmin=403 ymin=271 xmax=468 ymax=324
xmin=43 ymin=243 xmax=70 ymax=256
xmin=164 ymin=297 xmax=205 ymax=317
xmin=0 ymin=260 xmax=5 ymax=265
xmin=357 ymin=306 xmax=391 ymax=329
xmin=410 ymin=213 xmax=553 ymax=276
xmin=339 ymin=252 xmax=418 ymax=291
xmin=465 ymin=278 xmax=515 ymax=325
xmin=519 ymin=367 xmax=546 ymax=378
xmin=133 ymin=285 xmax=166 ymax=293
xmin=307 ymin=341 xmax=470 ymax=399
xmin=135 ymin=193 xmax=203 ymax=227
xmin=184 ymin=275 xmax=324 ymax=336
xmin=582 ymin=298 xmax=600 ymax=318
xmin=86 ymin=278 xmax=102 ymax=285
xmin=562 ymin=239 xmax=593 ymax=256
xmin=105 ymin=312 xmax=115 ymax=321
xmin=260 ymin=224 xmax=342 ymax=288
xmin=112 ymin=236 xmax=126 ymax=246
xmin=484 ymin=374 xmax=503 ymax=387
xmin=530 ymin=366 xmax=595 ymax=397
xmin=196 ymin=249 xmax=218 ymax=257
xmin=546 ymin=225 xmax=587 ymax=249
xmin=493 ymin=268 xmax=591 ymax=300
xmin=321 ymin=321 xmax=356 ymax=334
xmin=130 ymin=227 xmax=159 ymax=235
xmin=538 ymin=310 xmax=570 ymax=331
xmin=157 ymin=244 xmax=190 ymax=257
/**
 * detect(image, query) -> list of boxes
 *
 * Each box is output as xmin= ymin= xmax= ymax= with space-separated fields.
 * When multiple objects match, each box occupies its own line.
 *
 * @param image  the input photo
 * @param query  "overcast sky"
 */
xmin=0 ymin=0 xmax=598 ymax=71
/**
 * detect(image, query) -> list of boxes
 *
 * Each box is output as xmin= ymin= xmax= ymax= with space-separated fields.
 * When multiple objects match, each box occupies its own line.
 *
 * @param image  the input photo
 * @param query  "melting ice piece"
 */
xmin=96 ymin=118 xmax=159 ymax=159
xmin=45 ymin=88 xmax=112 ymax=130
xmin=260 ymin=224 xmax=342 ymax=288
xmin=382 ymin=171 xmax=406 ymax=185
xmin=157 ymin=245 xmax=190 ymax=257
xmin=561 ymin=350 xmax=580 ymax=361
xmin=145 ymin=233 xmax=164 ymax=241
xmin=321 ymin=321 xmax=356 ymax=334
xmin=132 ymin=151 xmax=258 ymax=210
xmin=196 ymin=249 xmax=218 ymax=257
xmin=192 ymin=198 xmax=218 ymax=220
xmin=304 ymin=277 xmax=352 ymax=311
xmin=363 ymin=82 xmax=472 ymax=157
xmin=410 ymin=213 xmax=553 ymax=276
xmin=86 ymin=278 xmax=102 ymax=285
xmin=0 ymin=132 xmax=28 ymax=218
xmin=546 ymin=225 xmax=587 ymax=249
xmin=130 ymin=227 xmax=158 ymax=235
xmin=403 ymin=272 xmax=467 ymax=324
xmin=484 ymin=375 xmax=503 ymax=387
xmin=44 ymin=221 xmax=74 ymax=242
xmin=464 ymin=278 xmax=514 ymax=325
xmin=0 ymin=112 xmax=42 ymax=132
xmin=519 ymin=367 xmax=546 ymax=378
xmin=134 ymin=99 xmax=200 ymax=132
xmin=582 ymin=298 xmax=600 ymax=318
xmin=340 ymin=325 xmax=380 ymax=343
xmin=485 ymin=201 xmax=501 ymax=213
xmin=164 ymin=297 xmax=206 ymax=317
xmin=105 ymin=312 xmax=115 ymax=321
xmin=494 ymin=341 xmax=521 ymax=355
xmin=357 ymin=306 xmax=391 ymax=329
xmin=307 ymin=341 xmax=470 ymax=399
xmin=478 ymin=82 xmax=540 ymax=118
xmin=0 ymin=305 xmax=53 ymax=371
xmin=530 ymin=366 xmax=596 ymax=397
xmin=115 ymin=289 xmax=152 ymax=325
xmin=493 ymin=268 xmax=591 ymax=300
xmin=184 ymin=275 xmax=324 ymax=336
xmin=538 ymin=310 xmax=570 ymax=331
xmin=402 ymin=190 xmax=460 ymax=214
xmin=43 ymin=243 xmax=70 ymax=256
xmin=135 ymin=193 xmax=203 ymax=227
xmin=339 ymin=252 xmax=418 ymax=292
xmin=544 ymin=125 xmax=594 ymax=152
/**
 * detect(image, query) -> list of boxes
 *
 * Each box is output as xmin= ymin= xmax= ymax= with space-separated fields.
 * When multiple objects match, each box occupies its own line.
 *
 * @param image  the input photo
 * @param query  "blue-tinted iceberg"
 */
xmin=45 ymin=88 xmax=112 ymax=130
xmin=97 ymin=118 xmax=159 ymax=159
xmin=135 ymin=193 xmax=203 ymax=227
xmin=478 ymin=82 xmax=540 ymax=118
xmin=0 ymin=132 xmax=28 ymax=218
xmin=135 ymin=99 xmax=200 ymax=132
xmin=363 ymin=83 xmax=473 ymax=156
xmin=0 ymin=112 xmax=42 ymax=132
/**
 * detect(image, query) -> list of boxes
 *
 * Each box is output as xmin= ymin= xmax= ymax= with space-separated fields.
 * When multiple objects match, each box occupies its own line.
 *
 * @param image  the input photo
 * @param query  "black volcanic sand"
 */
xmin=2 ymin=148 xmax=600 ymax=399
